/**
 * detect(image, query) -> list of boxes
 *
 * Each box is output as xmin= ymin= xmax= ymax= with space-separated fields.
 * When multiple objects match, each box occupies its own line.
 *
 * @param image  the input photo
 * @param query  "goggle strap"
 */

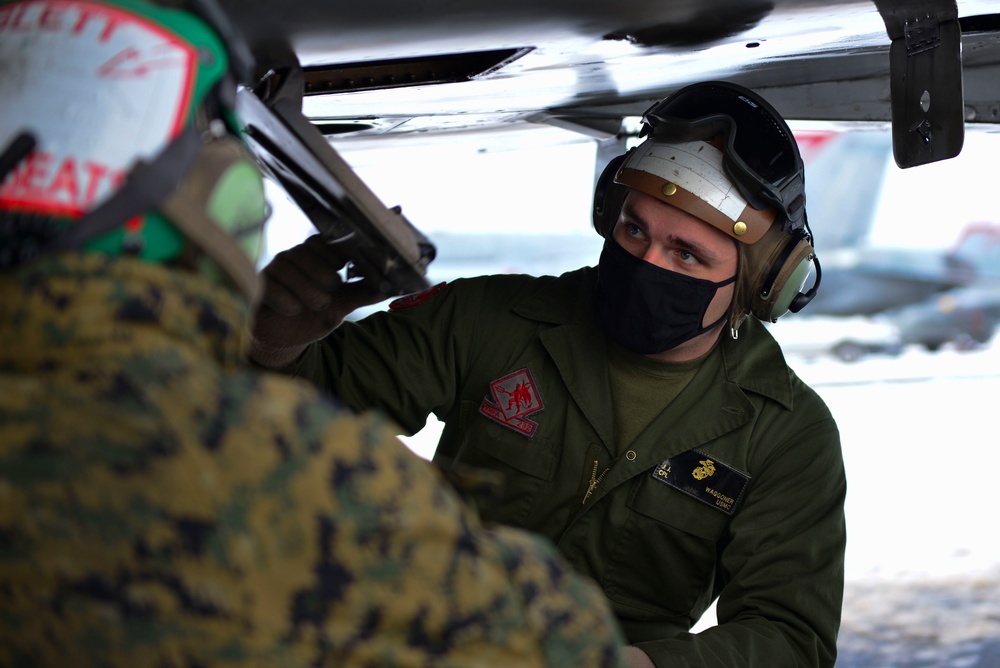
xmin=49 ymin=125 xmax=203 ymax=253
xmin=775 ymin=172 xmax=806 ymax=221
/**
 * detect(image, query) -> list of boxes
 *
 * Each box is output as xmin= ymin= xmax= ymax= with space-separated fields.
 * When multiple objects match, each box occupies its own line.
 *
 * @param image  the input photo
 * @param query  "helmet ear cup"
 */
xmin=592 ymin=151 xmax=630 ymax=238
xmin=743 ymin=227 xmax=817 ymax=322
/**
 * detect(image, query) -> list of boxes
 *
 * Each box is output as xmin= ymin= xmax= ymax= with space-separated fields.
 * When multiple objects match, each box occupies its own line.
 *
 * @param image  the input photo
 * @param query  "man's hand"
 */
xmin=249 ymin=234 xmax=385 ymax=369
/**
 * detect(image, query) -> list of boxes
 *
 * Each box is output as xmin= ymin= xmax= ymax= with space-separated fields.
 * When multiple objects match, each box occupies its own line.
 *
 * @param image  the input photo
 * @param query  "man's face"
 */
xmin=611 ymin=190 xmax=738 ymax=356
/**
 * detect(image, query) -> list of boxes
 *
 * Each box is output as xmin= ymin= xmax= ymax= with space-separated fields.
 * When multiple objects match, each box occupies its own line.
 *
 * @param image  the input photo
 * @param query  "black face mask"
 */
xmin=596 ymin=237 xmax=736 ymax=355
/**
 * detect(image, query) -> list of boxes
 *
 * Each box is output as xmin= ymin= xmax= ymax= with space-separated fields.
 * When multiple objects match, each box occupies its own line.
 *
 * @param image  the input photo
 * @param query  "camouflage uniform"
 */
xmin=0 ymin=254 xmax=628 ymax=668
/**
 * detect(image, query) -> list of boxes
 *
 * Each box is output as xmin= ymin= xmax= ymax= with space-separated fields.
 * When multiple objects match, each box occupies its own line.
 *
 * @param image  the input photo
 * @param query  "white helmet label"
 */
xmin=0 ymin=0 xmax=196 ymax=217
xmin=624 ymin=140 xmax=749 ymax=222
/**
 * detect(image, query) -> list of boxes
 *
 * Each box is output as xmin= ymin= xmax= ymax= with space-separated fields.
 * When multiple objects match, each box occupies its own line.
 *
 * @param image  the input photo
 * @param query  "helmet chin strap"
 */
xmin=46 ymin=125 xmax=204 ymax=253
xmin=0 ymin=132 xmax=36 ymax=184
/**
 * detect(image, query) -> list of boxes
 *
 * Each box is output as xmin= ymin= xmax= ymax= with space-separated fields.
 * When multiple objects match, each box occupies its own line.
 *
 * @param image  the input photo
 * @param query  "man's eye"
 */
xmin=678 ymin=250 xmax=698 ymax=264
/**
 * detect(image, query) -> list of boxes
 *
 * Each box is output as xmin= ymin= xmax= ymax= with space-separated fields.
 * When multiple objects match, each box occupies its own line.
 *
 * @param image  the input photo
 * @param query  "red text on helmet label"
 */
xmin=0 ymin=150 xmax=124 ymax=217
xmin=97 ymin=44 xmax=189 ymax=78
xmin=0 ymin=1 xmax=127 ymax=43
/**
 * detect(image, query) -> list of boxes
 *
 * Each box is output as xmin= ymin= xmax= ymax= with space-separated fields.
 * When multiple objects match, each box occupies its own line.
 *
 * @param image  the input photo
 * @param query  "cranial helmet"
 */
xmin=0 ymin=0 xmax=268 ymax=300
xmin=592 ymin=81 xmax=821 ymax=329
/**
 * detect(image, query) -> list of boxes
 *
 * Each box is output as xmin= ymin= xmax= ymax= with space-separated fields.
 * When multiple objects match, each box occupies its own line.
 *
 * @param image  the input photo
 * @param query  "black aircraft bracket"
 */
xmin=235 ymin=61 xmax=436 ymax=298
xmin=875 ymin=0 xmax=965 ymax=168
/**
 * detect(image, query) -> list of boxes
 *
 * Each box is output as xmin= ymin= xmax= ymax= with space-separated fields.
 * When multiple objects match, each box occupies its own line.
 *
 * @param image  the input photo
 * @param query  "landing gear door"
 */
xmin=877 ymin=0 xmax=965 ymax=168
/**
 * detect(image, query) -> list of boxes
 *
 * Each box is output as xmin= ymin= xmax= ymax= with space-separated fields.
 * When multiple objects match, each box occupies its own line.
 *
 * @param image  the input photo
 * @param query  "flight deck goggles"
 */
xmin=640 ymin=81 xmax=806 ymax=227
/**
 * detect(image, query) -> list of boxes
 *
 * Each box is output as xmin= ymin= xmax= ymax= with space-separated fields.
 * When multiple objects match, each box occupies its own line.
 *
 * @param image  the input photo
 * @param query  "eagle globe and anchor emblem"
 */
xmin=692 ymin=459 xmax=717 ymax=480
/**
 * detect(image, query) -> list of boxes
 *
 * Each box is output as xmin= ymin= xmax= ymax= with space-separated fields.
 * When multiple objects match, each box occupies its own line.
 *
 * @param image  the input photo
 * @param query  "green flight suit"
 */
xmin=290 ymin=266 xmax=847 ymax=667
xmin=0 ymin=255 xmax=628 ymax=668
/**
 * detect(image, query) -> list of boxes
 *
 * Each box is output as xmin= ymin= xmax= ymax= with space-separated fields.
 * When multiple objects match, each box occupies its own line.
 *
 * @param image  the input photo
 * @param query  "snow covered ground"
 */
xmin=791 ymin=341 xmax=1000 ymax=667
xmin=793 ymin=343 xmax=1000 ymax=585
xmin=400 ymin=338 xmax=1000 ymax=666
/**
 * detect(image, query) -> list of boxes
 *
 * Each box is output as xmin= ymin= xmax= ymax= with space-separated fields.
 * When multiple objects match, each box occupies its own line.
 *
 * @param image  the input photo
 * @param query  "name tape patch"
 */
xmin=651 ymin=449 xmax=750 ymax=515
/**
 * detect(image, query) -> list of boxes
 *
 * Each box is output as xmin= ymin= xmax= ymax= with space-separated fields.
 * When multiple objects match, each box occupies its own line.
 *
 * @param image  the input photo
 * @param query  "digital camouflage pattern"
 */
xmin=0 ymin=254 xmax=628 ymax=667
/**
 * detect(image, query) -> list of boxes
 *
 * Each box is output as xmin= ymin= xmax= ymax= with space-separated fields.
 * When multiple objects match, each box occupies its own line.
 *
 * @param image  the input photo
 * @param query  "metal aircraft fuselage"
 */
xmin=219 ymin=0 xmax=1000 ymax=146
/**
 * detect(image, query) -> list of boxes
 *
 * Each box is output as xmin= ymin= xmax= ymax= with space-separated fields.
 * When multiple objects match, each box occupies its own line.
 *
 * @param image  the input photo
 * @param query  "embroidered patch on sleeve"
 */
xmin=651 ymin=449 xmax=750 ymax=515
xmin=389 ymin=282 xmax=447 ymax=310
xmin=479 ymin=367 xmax=545 ymax=437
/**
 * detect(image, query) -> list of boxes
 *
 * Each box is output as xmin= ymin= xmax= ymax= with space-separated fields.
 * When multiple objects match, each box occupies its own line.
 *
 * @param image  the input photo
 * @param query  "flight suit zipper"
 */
xmin=583 ymin=459 xmax=610 ymax=505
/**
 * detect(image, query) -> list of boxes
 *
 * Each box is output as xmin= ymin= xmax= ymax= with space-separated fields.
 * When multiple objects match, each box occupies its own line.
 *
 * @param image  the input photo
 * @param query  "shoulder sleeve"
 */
xmin=288 ymin=277 xmax=488 ymax=435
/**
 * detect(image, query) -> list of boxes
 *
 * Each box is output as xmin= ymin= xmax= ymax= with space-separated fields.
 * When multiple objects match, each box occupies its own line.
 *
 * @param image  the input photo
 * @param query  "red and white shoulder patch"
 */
xmin=389 ymin=282 xmax=448 ymax=310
